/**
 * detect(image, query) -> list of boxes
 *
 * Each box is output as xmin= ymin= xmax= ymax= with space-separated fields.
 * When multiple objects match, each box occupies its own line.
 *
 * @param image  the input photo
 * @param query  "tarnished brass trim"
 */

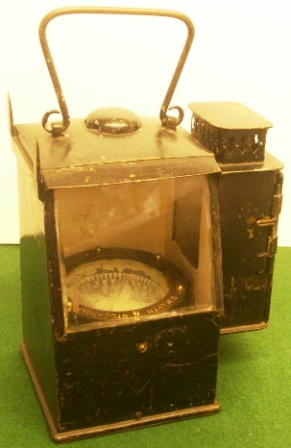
xmin=8 ymin=93 xmax=18 ymax=137
xmin=85 ymin=107 xmax=142 ymax=135
xmin=256 ymin=217 xmax=276 ymax=227
xmin=52 ymin=402 xmax=220 ymax=443
xmin=39 ymin=7 xmax=195 ymax=136
xmin=220 ymin=321 xmax=268 ymax=335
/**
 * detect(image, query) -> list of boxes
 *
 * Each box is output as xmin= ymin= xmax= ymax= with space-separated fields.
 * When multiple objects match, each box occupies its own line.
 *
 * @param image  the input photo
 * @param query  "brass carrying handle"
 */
xmin=39 ymin=6 xmax=195 ymax=136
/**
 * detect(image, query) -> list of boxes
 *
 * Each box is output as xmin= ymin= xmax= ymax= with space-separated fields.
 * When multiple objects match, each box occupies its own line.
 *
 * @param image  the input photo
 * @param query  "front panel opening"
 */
xmin=54 ymin=175 xmax=217 ymax=331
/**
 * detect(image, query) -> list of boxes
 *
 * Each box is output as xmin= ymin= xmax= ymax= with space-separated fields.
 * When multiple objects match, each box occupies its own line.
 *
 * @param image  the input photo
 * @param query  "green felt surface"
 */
xmin=0 ymin=245 xmax=290 ymax=447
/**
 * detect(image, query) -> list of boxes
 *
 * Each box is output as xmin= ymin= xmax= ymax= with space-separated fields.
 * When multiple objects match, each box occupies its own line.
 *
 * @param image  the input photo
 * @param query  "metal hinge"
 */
xmin=256 ymin=171 xmax=283 ymax=257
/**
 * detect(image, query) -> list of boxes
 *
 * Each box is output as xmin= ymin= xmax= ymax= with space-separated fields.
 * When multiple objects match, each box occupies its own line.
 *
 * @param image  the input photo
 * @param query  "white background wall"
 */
xmin=0 ymin=0 xmax=290 ymax=245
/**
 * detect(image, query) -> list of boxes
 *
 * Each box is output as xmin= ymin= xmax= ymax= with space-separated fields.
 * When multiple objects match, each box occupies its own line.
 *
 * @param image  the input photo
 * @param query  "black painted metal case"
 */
xmin=12 ymin=115 xmax=223 ymax=441
xmin=189 ymin=102 xmax=283 ymax=334
xmin=9 ymin=7 xmax=283 ymax=444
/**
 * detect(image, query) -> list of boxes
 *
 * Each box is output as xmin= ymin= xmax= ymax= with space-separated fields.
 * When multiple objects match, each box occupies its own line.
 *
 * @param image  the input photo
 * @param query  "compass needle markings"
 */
xmin=65 ymin=250 xmax=187 ymax=321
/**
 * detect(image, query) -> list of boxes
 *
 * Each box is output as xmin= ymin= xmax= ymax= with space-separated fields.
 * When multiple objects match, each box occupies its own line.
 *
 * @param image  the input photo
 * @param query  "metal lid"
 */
xmin=188 ymin=102 xmax=273 ymax=130
xmin=12 ymin=116 xmax=221 ymax=200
